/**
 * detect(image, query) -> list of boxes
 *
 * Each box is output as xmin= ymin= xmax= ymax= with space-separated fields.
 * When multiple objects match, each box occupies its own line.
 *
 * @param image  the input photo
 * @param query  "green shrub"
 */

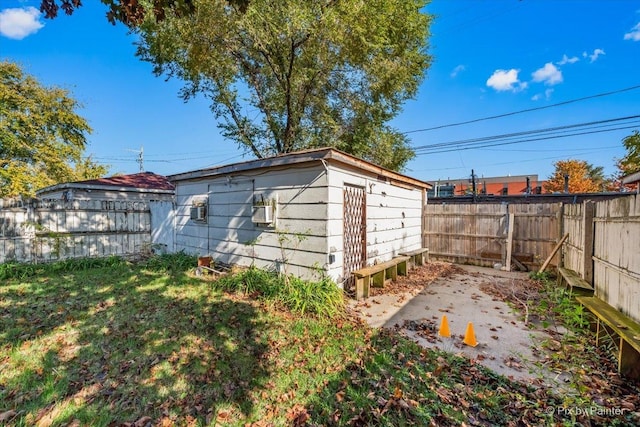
xmin=139 ymin=251 xmax=196 ymax=273
xmin=213 ymin=267 xmax=345 ymax=318
xmin=530 ymin=270 xmax=589 ymax=330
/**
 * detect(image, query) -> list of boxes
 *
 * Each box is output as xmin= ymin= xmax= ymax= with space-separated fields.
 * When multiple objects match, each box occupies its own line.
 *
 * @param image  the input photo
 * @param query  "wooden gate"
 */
xmin=343 ymin=185 xmax=366 ymax=292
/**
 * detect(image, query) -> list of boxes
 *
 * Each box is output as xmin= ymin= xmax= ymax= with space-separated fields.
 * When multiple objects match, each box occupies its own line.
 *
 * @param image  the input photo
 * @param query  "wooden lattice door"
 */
xmin=343 ymin=185 xmax=366 ymax=292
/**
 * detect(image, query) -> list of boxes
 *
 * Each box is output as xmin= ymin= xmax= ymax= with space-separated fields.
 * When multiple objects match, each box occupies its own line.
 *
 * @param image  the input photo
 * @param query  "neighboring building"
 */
xmin=621 ymin=170 xmax=640 ymax=193
xmin=427 ymin=174 xmax=543 ymax=197
xmin=36 ymin=172 xmax=176 ymax=252
xmin=36 ymin=172 xmax=175 ymax=202
xmin=168 ymin=148 xmax=432 ymax=288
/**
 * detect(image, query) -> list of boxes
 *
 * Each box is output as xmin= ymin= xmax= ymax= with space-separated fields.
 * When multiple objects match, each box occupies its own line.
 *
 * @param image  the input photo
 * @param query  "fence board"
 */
xmin=424 ymin=202 xmax=561 ymax=269
xmin=562 ymin=203 xmax=585 ymax=275
xmin=0 ymin=198 xmax=159 ymax=263
xmin=592 ymin=194 xmax=640 ymax=323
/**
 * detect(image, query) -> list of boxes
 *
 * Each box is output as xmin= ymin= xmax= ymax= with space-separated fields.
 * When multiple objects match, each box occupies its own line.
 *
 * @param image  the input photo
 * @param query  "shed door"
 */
xmin=343 ymin=184 xmax=366 ymax=292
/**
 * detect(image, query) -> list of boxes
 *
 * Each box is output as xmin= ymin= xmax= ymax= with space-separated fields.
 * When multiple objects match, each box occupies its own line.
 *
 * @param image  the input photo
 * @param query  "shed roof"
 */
xmin=168 ymin=147 xmax=432 ymax=190
xmin=36 ymin=172 xmax=175 ymax=195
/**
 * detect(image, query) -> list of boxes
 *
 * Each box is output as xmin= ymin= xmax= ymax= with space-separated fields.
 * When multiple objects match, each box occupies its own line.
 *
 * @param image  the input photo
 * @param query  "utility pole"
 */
xmin=471 ymin=169 xmax=477 ymax=202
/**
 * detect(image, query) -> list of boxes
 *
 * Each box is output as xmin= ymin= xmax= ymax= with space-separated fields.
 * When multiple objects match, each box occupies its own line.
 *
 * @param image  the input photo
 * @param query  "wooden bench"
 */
xmin=398 ymin=248 xmax=429 ymax=269
xmin=557 ymin=267 xmax=594 ymax=296
xmin=575 ymin=296 xmax=640 ymax=379
xmin=353 ymin=256 xmax=410 ymax=300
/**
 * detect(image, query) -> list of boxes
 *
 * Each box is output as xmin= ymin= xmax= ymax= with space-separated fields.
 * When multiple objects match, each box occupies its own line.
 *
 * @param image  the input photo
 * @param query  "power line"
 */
xmin=403 ymin=85 xmax=640 ymax=135
xmin=416 ymin=124 xmax=638 ymax=155
xmin=421 ymin=148 xmax=620 ymax=174
xmin=476 ymin=145 xmax=619 ymax=153
xmin=413 ymin=115 xmax=640 ymax=152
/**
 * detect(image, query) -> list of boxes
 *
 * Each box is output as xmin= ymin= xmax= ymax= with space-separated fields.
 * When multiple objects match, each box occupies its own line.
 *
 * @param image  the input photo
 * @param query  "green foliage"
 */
xmin=213 ymin=267 xmax=345 ymax=318
xmin=530 ymin=272 xmax=589 ymax=330
xmin=0 ymin=61 xmax=109 ymax=197
xmin=138 ymin=251 xmax=197 ymax=273
xmin=0 ymin=256 xmax=125 ymax=280
xmin=529 ymin=270 xmax=552 ymax=282
xmin=135 ymin=0 xmax=432 ymax=171
xmin=617 ymin=130 xmax=640 ymax=176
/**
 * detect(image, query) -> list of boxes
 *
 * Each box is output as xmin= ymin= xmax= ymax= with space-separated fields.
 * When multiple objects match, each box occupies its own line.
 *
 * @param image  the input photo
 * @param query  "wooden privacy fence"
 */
xmin=423 ymin=202 xmax=562 ymax=270
xmin=563 ymin=194 xmax=640 ymax=323
xmin=423 ymin=194 xmax=639 ymax=324
xmin=0 ymin=198 xmax=153 ymax=264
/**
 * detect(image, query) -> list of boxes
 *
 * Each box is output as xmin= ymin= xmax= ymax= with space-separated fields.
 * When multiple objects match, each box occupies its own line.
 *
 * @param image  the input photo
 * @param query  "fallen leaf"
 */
xmin=0 ymin=411 xmax=17 ymax=423
xmin=393 ymin=386 xmax=403 ymax=399
xmin=133 ymin=416 xmax=152 ymax=427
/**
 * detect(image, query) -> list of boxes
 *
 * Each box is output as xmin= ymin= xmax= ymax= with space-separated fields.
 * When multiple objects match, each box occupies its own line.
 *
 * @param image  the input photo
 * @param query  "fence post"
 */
xmin=557 ymin=202 xmax=564 ymax=268
xmin=582 ymin=201 xmax=595 ymax=285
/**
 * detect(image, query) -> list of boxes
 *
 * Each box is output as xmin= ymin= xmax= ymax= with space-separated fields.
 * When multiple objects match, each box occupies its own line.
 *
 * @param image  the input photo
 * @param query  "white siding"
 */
xmin=174 ymin=165 xmax=330 ymax=280
xmin=174 ymin=160 xmax=425 ymax=285
xmin=325 ymin=164 xmax=424 ymax=284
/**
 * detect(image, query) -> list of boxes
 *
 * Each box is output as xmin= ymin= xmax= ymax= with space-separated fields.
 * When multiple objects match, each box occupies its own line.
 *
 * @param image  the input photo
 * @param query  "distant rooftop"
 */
xmin=75 ymin=172 xmax=175 ymax=191
xmin=36 ymin=172 xmax=175 ymax=195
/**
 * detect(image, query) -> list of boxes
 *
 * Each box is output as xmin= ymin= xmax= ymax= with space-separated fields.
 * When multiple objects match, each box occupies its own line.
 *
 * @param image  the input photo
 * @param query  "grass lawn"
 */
xmin=0 ymin=255 xmax=637 ymax=426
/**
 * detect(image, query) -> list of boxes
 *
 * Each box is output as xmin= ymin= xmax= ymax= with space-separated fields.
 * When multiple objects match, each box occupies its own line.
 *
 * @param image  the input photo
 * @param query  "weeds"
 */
xmin=0 ymin=256 xmax=126 ymax=280
xmin=0 ymin=253 xmax=196 ymax=281
xmin=137 ymin=251 xmax=196 ymax=273
xmin=529 ymin=272 xmax=589 ymax=331
xmin=213 ymin=267 xmax=345 ymax=318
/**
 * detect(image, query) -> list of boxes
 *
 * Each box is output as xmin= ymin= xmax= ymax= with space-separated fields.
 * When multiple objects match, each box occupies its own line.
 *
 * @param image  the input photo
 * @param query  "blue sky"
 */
xmin=1 ymin=0 xmax=639 ymax=183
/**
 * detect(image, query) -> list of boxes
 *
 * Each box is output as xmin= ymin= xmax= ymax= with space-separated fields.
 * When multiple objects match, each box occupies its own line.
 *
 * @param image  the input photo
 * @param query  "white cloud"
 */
xmin=450 ymin=64 xmax=465 ymax=78
xmin=557 ymin=54 xmax=579 ymax=65
xmin=624 ymin=22 xmax=640 ymax=41
xmin=532 ymin=62 xmax=563 ymax=86
xmin=486 ymin=69 xmax=527 ymax=92
xmin=531 ymin=89 xmax=554 ymax=102
xmin=0 ymin=7 xmax=44 ymax=40
xmin=583 ymin=48 xmax=605 ymax=62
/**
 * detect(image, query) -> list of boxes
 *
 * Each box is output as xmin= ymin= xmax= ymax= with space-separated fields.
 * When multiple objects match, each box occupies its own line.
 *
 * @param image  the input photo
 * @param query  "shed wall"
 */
xmin=174 ymin=164 xmax=330 ymax=279
xmin=325 ymin=164 xmax=424 ymax=285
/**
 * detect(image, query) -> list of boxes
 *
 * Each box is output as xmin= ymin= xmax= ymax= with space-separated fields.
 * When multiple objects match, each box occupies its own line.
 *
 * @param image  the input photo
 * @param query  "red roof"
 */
xmin=77 ymin=172 xmax=174 ymax=191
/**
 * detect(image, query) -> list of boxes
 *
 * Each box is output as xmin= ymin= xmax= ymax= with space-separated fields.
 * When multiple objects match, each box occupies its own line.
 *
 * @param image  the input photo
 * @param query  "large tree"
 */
xmin=133 ymin=0 xmax=431 ymax=170
xmin=39 ymin=0 xmax=215 ymax=25
xmin=0 ymin=61 xmax=109 ymax=197
xmin=543 ymin=159 xmax=612 ymax=193
xmin=617 ymin=130 xmax=640 ymax=176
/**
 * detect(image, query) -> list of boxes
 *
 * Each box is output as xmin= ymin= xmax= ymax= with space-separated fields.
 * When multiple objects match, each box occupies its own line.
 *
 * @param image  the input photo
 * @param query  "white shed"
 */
xmin=168 ymin=148 xmax=431 ymax=289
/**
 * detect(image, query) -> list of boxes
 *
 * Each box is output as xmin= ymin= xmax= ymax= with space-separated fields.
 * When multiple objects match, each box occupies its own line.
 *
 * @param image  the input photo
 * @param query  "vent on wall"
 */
xmin=190 ymin=198 xmax=208 ymax=223
xmin=252 ymin=204 xmax=273 ymax=224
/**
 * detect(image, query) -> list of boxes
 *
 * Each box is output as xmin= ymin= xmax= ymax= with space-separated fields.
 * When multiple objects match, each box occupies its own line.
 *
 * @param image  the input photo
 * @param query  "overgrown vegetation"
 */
xmin=529 ymin=271 xmax=590 ymax=330
xmin=525 ymin=272 xmax=638 ymax=423
xmin=1 ymin=257 xmax=638 ymax=425
xmin=0 ymin=255 xmax=126 ymax=280
xmin=214 ymin=267 xmax=345 ymax=318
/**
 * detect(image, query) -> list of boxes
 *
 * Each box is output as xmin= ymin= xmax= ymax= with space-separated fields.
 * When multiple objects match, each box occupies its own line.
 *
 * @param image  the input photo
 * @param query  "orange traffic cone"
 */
xmin=463 ymin=322 xmax=478 ymax=347
xmin=438 ymin=314 xmax=451 ymax=338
